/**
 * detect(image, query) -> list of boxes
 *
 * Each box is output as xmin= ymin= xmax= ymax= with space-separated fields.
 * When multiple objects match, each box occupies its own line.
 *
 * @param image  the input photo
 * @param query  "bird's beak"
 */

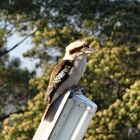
xmin=84 ymin=48 xmax=94 ymax=54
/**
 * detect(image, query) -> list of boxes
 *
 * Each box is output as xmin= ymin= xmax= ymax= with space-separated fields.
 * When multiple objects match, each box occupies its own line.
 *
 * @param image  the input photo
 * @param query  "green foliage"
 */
xmin=83 ymin=38 xmax=140 ymax=109
xmin=0 ymin=59 xmax=33 ymax=119
xmin=0 ymin=0 xmax=140 ymax=140
xmin=0 ymin=70 xmax=50 ymax=139
xmin=24 ymin=26 xmax=81 ymax=63
xmin=1 ymin=92 xmax=45 ymax=140
xmin=0 ymin=29 xmax=6 ymax=48
xmin=85 ymin=80 xmax=140 ymax=140
xmin=1 ymin=0 xmax=140 ymax=63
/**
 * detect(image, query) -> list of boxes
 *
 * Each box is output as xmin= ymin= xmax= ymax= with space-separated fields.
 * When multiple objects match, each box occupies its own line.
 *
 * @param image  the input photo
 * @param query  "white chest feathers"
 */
xmin=70 ymin=55 xmax=87 ymax=84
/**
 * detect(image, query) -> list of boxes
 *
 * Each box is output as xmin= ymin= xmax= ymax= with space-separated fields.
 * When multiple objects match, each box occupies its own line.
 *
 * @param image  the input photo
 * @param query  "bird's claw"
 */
xmin=70 ymin=85 xmax=84 ymax=95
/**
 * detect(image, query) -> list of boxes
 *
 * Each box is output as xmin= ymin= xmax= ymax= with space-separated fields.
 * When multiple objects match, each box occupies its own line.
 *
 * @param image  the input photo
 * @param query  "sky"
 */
xmin=6 ymin=33 xmax=61 ymax=75
xmin=7 ymin=33 xmax=38 ymax=72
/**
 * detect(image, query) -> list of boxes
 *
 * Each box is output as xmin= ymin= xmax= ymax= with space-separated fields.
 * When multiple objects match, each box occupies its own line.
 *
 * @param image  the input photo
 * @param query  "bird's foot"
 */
xmin=70 ymin=85 xmax=84 ymax=95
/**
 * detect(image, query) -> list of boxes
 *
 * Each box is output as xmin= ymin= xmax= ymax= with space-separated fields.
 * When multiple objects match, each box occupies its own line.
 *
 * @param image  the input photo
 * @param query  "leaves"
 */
xmin=85 ymin=80 xmax=140 ymax=140
xmin=0 ymin=0 xmax=140 ymax=139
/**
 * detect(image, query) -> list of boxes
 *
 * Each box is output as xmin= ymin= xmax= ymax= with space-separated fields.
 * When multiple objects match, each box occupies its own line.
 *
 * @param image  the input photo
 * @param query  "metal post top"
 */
xmin=72 ymin=93 xmax=97 ymax=109
xmin=33 ymin=90 xmax=97 ymax=140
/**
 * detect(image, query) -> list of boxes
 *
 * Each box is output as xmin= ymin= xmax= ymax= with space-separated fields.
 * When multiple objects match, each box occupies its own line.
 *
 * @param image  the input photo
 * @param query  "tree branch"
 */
xmin=0 ymin=29 xmax=38 ymax=57
xmin=0 ymin=110 xmax=24 ymax=122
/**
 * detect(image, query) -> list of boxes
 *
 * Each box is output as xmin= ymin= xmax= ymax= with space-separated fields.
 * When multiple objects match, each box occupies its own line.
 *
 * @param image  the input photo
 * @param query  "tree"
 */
xmin=85 ymin=80 xmax=140 ymax=140
xmin=0 ymin=57 xmax=33 ymax=117
xmin=82 ymin=37 xmax=140 ymax=109
xmin=0 ymin=0 xmax=140 ymax=140
xmin=0 ymin=72 xmax=48 ymax=140
xmin=1 ymin=0 xmax=139 ymax=60
xmin=0 ymin=17 xmax=34 ymax=126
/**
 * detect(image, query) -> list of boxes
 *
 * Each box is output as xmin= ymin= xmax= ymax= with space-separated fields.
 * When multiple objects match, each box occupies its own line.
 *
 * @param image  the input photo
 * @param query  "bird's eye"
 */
xmin=84 ymin=44 xmax=89 ymax=48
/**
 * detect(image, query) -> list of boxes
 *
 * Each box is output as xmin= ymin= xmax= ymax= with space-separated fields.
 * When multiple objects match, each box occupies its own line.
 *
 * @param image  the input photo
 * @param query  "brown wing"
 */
xmin=45 ymin=60 xmax=74 ymax=104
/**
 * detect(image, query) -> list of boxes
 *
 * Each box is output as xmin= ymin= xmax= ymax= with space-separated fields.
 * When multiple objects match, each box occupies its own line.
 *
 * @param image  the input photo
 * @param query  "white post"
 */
xmin=33 ymin=91 xmax=97 ymax=140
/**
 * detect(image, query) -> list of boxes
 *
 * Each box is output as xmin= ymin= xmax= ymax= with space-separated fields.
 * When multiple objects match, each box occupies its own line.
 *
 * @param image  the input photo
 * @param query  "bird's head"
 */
xmin=63 ymin=40 xmax=93 ymax=60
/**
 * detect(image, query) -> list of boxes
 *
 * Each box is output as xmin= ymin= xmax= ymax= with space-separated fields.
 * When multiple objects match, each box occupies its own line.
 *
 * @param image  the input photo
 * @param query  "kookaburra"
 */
xmin=45 ymin=40 xmax=93 ymax=112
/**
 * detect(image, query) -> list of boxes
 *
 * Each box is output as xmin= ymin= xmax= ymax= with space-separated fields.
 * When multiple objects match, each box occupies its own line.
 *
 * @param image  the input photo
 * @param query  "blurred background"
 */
xmin=0 ymin=0 xmax=140 ymax=139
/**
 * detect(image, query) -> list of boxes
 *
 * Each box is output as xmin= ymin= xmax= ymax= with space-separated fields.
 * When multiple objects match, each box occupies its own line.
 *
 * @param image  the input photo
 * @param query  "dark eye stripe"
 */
xmin=69 ymin=44 xmax=89 ymax=54
xmin=69 ymin=46 xmax=84 ymax=54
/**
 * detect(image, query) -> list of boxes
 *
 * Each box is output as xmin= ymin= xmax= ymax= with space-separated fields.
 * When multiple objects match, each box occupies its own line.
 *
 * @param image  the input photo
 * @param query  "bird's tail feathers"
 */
xmin=43 ymin=93 xmax=65 ymax=122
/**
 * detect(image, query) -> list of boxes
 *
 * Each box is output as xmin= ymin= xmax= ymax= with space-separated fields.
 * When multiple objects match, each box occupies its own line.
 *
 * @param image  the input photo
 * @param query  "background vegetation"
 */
xmin=0 ymin=0 xmax=140 ymax=139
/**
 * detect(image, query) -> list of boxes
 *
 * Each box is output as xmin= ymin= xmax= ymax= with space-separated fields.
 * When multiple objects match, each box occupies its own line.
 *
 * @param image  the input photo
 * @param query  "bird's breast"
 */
xmin=69 ymin=57 xmax=87 ymax=84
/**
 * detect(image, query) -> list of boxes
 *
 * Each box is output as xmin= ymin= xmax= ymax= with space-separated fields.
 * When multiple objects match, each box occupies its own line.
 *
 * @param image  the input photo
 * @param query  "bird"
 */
xmin=44 ymin=40 xmax=93 ymax=120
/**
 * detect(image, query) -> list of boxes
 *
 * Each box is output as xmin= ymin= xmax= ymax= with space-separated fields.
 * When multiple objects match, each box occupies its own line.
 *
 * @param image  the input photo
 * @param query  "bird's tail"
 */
xmin=43 ymin=94 xmax=64 ymax=122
